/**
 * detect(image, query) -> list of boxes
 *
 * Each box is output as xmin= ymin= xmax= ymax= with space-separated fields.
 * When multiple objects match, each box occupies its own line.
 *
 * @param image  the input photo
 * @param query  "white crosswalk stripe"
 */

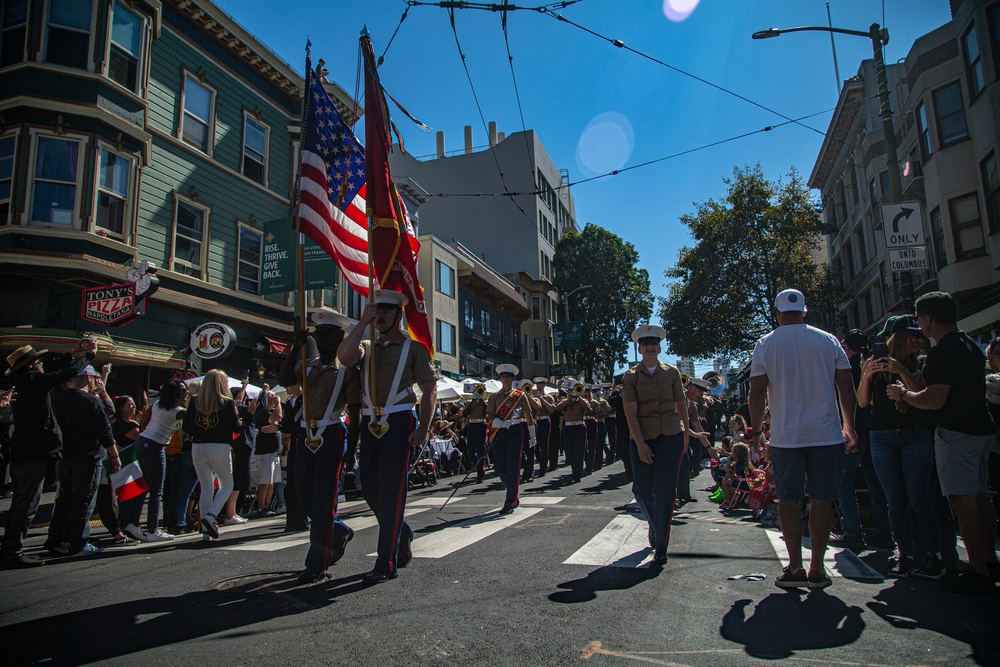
xmin=563 ymin=512 xmax=654 ymax=569
xmin=402 ymin=507 xmax=545 ymax=559
xmin=763 ymin=529 xmax=883 ymax=580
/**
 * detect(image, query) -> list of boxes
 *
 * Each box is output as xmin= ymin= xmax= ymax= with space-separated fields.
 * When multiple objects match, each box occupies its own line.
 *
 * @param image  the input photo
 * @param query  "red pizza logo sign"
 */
xmin=81 ymin=283 xmax=139 ymax=326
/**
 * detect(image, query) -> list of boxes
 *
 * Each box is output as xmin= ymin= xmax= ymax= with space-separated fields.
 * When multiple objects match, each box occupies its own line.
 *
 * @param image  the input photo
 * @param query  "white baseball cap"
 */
xmin=774 ymin=288 xmax=807 ymax=313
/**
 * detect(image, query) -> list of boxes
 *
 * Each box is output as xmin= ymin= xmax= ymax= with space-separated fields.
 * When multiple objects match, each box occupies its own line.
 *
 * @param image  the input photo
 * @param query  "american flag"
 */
xmin=296 ymin=58 xmax=370 ymax=297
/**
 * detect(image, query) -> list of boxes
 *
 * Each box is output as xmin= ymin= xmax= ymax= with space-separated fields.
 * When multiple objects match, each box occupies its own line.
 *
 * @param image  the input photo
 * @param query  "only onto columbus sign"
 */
xmin=80 ymin=283 xmax=140 ymax=326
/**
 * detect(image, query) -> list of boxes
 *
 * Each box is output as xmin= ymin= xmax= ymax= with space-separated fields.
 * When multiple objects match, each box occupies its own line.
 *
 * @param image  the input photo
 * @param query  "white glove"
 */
xmin=491 ymin=418 xmax=505 ymax=429
xmin=527 ymin=425 xmax=536 ymax=446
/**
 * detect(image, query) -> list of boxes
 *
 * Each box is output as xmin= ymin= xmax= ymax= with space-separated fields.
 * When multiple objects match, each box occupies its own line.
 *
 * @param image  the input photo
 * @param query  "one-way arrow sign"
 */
xmin=881 ymin=201 xmax=925 ymax=248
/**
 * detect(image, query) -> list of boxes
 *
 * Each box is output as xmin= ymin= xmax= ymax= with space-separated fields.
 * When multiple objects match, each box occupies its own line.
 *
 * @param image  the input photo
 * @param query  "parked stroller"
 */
xmin=409 ymin=441 xmax=438 ymax=489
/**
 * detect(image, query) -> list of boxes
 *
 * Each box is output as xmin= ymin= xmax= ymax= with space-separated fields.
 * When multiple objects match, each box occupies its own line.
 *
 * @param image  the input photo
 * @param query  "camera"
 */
xmin=872 ymin=341 xmax=888 ymax=360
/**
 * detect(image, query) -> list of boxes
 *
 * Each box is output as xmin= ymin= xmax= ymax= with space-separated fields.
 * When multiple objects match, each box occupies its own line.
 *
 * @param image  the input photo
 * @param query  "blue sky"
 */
xmin=215 ymin=0 xmax=952 ymax=372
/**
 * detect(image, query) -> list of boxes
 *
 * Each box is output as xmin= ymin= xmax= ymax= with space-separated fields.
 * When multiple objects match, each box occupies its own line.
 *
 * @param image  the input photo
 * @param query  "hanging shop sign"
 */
xmin=80 ymin=283 xmax=142 ymax=326
xmin=189 ymin=322 xmax=237 ymax=360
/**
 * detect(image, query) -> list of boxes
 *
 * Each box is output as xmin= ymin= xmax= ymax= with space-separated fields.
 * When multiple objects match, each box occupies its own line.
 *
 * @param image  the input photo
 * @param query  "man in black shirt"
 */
xmin=44 ymin=365 xmax=118 ymax=556
xmin=1 ymin=339 xmax=96 ymax=568
xmin=888 ymin=292 xmax=997 ymax=595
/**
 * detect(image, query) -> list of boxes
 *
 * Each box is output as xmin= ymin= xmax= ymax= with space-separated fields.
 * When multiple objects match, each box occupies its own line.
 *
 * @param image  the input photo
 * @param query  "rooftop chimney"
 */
xmin=436 ymin=131 xmax=445 ymax=159
xmin=488 ymin=121 xmax=497 ymax=147
xmin=464 ymin=125 xmax=473 ymax=154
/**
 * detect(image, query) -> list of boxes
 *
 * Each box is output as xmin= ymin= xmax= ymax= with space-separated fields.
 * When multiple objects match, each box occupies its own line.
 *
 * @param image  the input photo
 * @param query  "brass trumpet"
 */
xmin=472 ymin=383 xmax=487 ymax=399
xmin=680 ymin=373 xmax=691 ymax=388
xmin=521 ymin=380 xmax=534 ymax=394
xmin=572 ymin=381 xmax=585 ymax=396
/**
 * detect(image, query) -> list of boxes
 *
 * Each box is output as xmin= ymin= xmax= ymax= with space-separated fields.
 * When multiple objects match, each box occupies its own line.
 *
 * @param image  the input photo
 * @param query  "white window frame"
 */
xmin=178 ymin=69 xmax=217 ymax=155
xmin=0 ymin=131 xmax=18 ymax=226
xmin=43 ymin=0 xmax=96 ymax=71
xmin=26 ymin=129 xmax=88 ymax=229
xmin=93 ymin=142 xmax=136 ymax=242
xmin=170 ymin=192 xmax=210 ymax=280
xmin=236 ymin=221 xmax=263 ymax=294
xmin=241 ymin=110 xmax=270 ymax=187
xmin=104 ymin=1 xmax=149 ymax=95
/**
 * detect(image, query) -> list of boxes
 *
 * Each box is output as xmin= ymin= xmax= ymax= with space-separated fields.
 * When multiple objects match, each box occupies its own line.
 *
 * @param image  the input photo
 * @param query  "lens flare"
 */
xmin=663 ymin=0 xmax=701 ymax=22
xmin=576 ymin=112 xmax=634 ymax=177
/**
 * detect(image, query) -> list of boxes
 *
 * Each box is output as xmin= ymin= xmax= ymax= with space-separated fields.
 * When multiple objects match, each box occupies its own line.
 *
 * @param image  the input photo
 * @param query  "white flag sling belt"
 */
xmin=362 ymin=337 xmax=411 ymax=438
xmin=301 ymin=365 xmax=348 ymax=453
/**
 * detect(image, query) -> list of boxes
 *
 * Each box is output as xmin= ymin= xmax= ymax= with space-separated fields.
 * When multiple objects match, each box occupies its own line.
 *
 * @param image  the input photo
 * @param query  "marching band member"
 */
xmin=462 ymin=382 xmax=489 ymax=483
xmin=584 ymin=384 xmax=600 ymax=474
xmin=338 ymin=291 xmax=438 ymax=585
xmin=622 ymin=324 xmax=691 ymax=567
xmin=532 ymin=377 xmax=556 ymax=477
xmin=486 ymin=364 xmax=532 ymax=514
xmin=557 ymin=379 xmax=590 ymax=483
xmin=520 ymin=380 xmax=538 ymax=483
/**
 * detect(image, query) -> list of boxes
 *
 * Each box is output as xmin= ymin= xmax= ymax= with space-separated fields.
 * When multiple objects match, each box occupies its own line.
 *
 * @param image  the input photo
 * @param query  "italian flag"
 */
xmin=106 ymin=444 xmax=148 ymax=502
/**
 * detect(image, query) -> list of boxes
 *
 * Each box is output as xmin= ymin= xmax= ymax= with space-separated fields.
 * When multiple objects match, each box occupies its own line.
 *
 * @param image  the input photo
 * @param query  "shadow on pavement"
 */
xmin=865 ymin=578 xmax=1000 ymax=665
xmin=0 ymin=571 xmax=368 ymax=665
xmin=719 ymin=591 xmax=865 ymax=659
xmin=548 ymin=565 xmax=660 ymax=604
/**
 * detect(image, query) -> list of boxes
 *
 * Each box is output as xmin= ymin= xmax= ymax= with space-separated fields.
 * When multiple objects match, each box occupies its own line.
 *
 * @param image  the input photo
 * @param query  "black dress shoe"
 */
xmin=363 ymin=569 xmax=398 ymax=585
xmin=296 ymin=568 xmax=330 ymax=585
xmin=329 ymin=528 xmax=354 ymax=564
xmin=498 ymin=505 xmax=514 ymax=516
xmin=651 ymin=551 xmax=668 ymax=566
xmin=398 ymin=534 xmax=413 ymax=569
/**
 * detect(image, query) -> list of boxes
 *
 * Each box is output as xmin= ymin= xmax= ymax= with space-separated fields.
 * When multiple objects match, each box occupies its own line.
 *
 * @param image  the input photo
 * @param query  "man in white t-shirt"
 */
xmin=749 ymin=288 xmax=857 ymax=590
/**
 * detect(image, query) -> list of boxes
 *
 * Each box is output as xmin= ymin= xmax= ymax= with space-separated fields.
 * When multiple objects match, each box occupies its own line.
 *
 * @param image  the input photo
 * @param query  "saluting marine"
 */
xmin=277 ymin=310 xmax=361 ymax=585
xmin=462 ymin=382 xmax=489 ymax=483
xmin=487 ymin=364 xmax=533 ymax=514
xmin=338 ymin=291 xmax=438 ymax=585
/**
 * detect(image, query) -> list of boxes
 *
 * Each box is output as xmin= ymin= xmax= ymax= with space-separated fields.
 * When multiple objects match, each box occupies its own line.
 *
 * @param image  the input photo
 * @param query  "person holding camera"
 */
xmin=858 ymin=315 xmax=941 ymax=578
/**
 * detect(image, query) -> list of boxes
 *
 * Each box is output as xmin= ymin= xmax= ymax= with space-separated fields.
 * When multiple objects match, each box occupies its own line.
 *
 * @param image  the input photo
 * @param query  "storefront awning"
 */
xmin=0 ymin=328 xmax=188 ymax=370
xmin=262 ymin=334 xmax=291 ymax=355
xmin=956 ymin=302 xmax=1000 ymax=338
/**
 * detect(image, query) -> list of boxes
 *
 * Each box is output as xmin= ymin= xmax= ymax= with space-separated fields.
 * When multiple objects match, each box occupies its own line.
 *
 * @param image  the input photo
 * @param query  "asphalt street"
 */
xmin=1 ymin=463 xmax=998 ymax=667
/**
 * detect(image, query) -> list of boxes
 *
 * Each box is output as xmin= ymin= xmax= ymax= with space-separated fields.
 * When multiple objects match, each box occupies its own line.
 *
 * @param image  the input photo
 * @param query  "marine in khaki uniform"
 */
xmin=278 ymin=310 xmax=361 ymax=584
xmin=531 ymin=377 xmax=556 ymax=477
xmin=338 ymin=291 xmax=437 ymax=585
xmin=622 ymin=324 xmax=692 ymax=567
xmin=462 ymin=383 xmax=489 ymax=483
xmin=486 ymin=364 xmax=533 ymax=514
xmin=557 ymin=379 xmax=590 ymax=483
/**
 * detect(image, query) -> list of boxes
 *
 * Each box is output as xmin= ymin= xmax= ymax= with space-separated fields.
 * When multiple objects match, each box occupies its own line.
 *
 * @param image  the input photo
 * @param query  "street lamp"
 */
xmin=753 ymin=22 xmax=913 ymax=311
xmin=562 ymin=284 xmax=591 ymax=325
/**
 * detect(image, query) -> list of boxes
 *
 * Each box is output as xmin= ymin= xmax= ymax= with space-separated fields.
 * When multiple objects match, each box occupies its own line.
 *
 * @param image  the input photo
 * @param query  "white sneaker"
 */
xmin=223 ymin=515 xmax=248 ymax=526
xmin=123 ymin=524 xmax=147 ymax=542
xmin=144 ymin=529 xmax=175 ymax=541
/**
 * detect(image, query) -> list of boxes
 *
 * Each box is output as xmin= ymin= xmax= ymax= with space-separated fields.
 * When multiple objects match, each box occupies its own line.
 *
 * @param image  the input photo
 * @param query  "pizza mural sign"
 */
xmin=80 ymin=283 xmax=141 ymax=326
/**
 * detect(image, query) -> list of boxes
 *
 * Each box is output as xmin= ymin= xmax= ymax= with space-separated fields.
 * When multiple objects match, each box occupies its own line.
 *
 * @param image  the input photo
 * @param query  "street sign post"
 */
xmin=881 ymin=202 xmax=925 ymax=248
xmin=887 ymin=247 xmax=928 ymax=271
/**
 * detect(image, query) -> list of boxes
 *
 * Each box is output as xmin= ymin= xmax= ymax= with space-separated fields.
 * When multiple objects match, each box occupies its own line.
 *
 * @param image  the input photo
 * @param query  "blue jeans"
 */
xmin=492 ymin=426 xmax=523 ymax=508
xmin=136 ymin=435 xmax=166 ymax=532
xmin=1 ymin=460 xmax=47 ymax=558
xmin=870 ymin=427 xmax=939 ymax=558
xmin=630 ymin=433 xmax=685 ymax=554
xmin=46 ymin=460 xmax=101 ymax=552
xmin=174 ymin=449 xmax=199 ymax=529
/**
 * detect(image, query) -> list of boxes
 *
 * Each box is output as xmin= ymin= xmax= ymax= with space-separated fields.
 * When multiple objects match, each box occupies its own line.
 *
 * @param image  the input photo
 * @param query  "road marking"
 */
xmin=763 ymin=529 xmax=882 ymax=580
xmin=381 ymin=507 xmax=544 ymax=559
xmin=516 ymin=496 xmax=566 ymax=505
xmin=408 ymin=497 xmax=464 ymax=506
xmin=563 ymin=512 xmax=654 ymax=569
xmin=224 ymin=508 xmax=431 ymax=552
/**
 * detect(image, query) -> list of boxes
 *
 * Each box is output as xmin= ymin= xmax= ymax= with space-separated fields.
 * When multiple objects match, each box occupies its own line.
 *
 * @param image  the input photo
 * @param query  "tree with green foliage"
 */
xmin=554 ymin=223 xmax=653 ymax=381
xmin=658 ymin=164 xmax=841 ymax=360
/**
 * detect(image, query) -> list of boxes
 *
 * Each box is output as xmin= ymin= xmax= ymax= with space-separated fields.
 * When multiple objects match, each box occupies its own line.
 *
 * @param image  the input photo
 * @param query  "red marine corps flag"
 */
xmin=360 ymin=31 xmax=434 ymax=358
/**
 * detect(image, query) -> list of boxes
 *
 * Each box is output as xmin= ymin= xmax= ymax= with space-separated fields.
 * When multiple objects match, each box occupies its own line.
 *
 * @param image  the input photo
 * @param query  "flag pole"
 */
xmin=292 ymin=42 xmax=314 ymax=422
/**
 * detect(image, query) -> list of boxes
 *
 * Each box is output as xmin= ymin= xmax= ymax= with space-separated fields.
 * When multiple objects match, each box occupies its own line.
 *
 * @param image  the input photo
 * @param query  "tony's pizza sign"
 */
xmin=80 ymin=283 xmax=140 ymax=326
